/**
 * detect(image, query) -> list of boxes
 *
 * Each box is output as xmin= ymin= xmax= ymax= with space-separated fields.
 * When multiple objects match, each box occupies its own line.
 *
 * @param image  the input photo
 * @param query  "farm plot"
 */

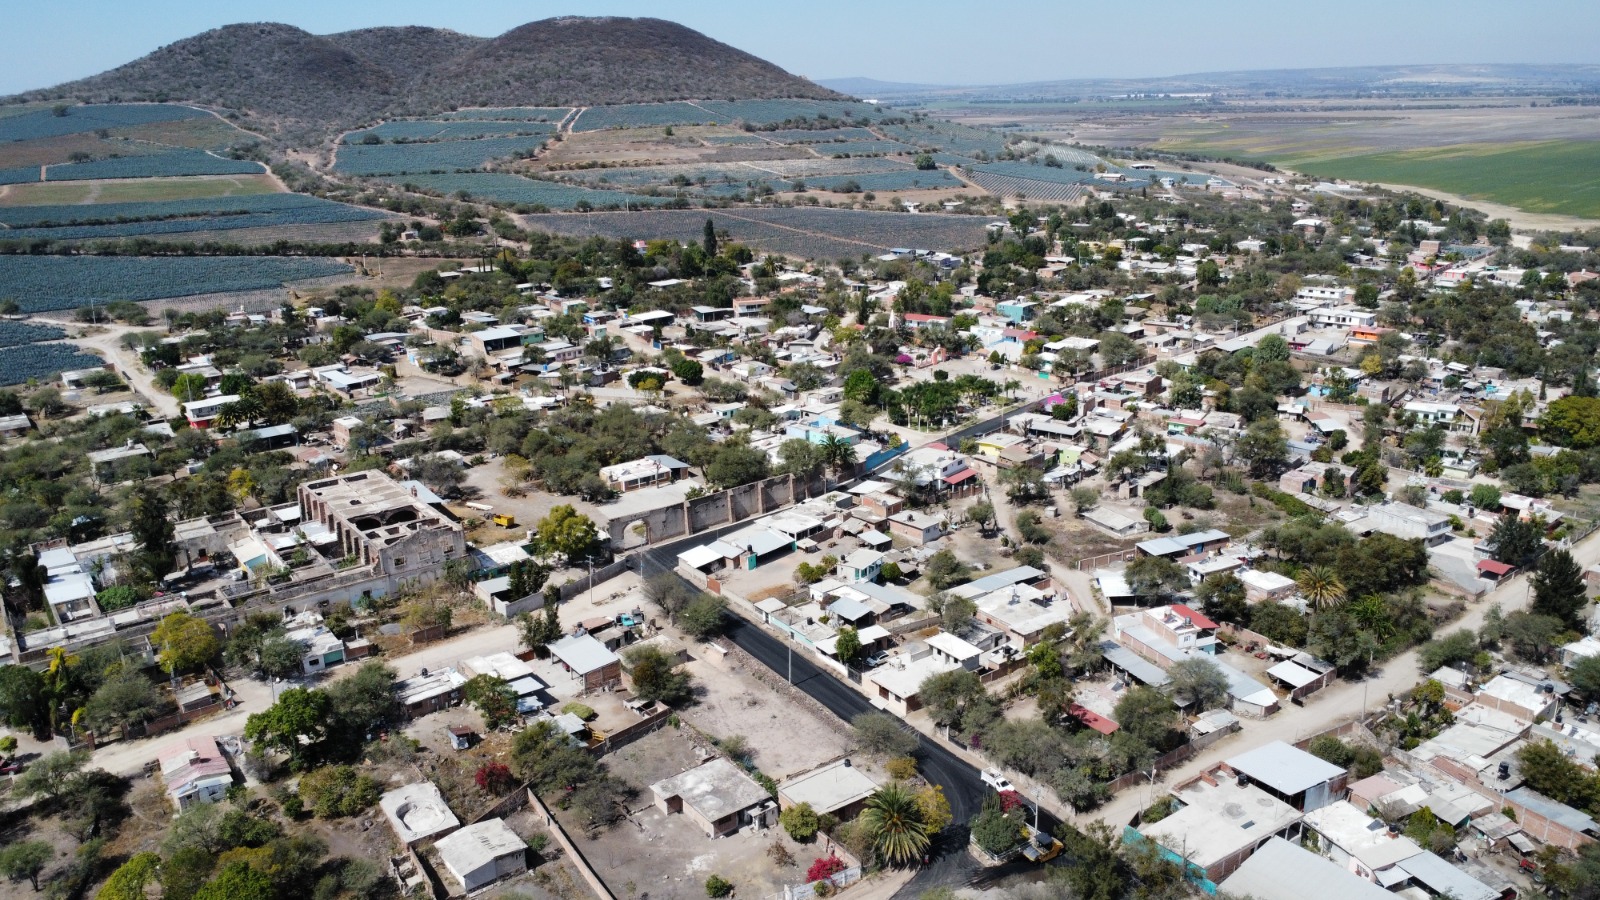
xmin=0 ymin=166 xmax=38 ymax=185
xmin=333 ymin=135 xmax=550 ymax=176
xmin=698 ymin=99 xmax=886 ymax=124
xmin=878 ymin=121 xmax=1010 ymax=158
xmin=0 ymin=104 xmax=209 ymax=143
xmin=344 ymin=120 xmax=557 ymax=143
xmin=817 ymin=140 xmax=917 ymax=157
xmin=799 ymin=170 xmax=964 ymax=192
xmin=961 ymin=169 xmax=1091 ymax=203
xmin=764 ymin=127 xmax=881 ymax=144
xmin=701 ymin=133 xmax=770 ymax=146
xmin=0 ymin=173 xmax=279 ymax=206
xmin=0 ymin=321 xmax=67 ymax=347
xmin=380 ymin=173 xmax=669 ymax=210
xmin=572 ymin=102 xmax=716 ymax=132
xmin=0 ymin=193 xmax=382 ymax=228
xmin=523 ymin=207 xmax=991 ymax=258
xmin=0 ymin=256 xmax=353 ymax=312
xmin=437 ymin=107 xmax=571 ymax=121
xmin=0 ymin=344 xmax=106 ymax=386
xmin=43 ymin=149 xmax=265 ymax=181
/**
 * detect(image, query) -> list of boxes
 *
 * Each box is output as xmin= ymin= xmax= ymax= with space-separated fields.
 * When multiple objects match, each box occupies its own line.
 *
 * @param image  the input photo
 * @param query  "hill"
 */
xmin=8 ymin=17 xmax=841 ymax=136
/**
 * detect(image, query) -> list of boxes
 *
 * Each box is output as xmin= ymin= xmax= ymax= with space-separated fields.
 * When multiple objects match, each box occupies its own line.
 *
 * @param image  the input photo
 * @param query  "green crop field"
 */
xmin=0 ymin=173 xmax=280 ymax=206
xmin=1289 ymin=141 xmax=1600 ymax=218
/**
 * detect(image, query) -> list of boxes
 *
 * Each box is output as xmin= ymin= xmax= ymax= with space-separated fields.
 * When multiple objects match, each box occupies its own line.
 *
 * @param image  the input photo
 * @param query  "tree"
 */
xmin=256 ymin=636 xmax=304 ymax=681
xmin=463 ymin=674 xmax=518 ymax=729
xmin=859 ymin=783 xmax=931 ymax=867
xmin=1197 ymin=573 xmax=1249 ymax=624
xmin=780 ymin=802 xmax=820 ymax=841
xmin=941 ymin=595 xmax=977 ymax=634
xmin=1532 ymin=548 xmax=1588 ymax=629
xmin=1571 ymin=654 xmax=1600 ymax=704
xmin=535 ymin=505 xmax=598 ymax=563
xmin=1236 ymin=418 xmax=1289 ymax=476
xmin=127 ymin=487 xmax=176 ymax=579
xmin=0 ymin=841 xmax=52 ymax=892
xmin=970 ymin=795 xmax=1023 ymax=857
xmin=1308 ymin=610 xmax=1380 ymax=674
xmin=1070 ymin=486 xmax=1098 ymax=516
xmin=13 ymin=750 xmax=88 ymax=802
xmin=918 ymin=669 xmax=993 ymax=733
xmin=835 ymin=626 xmax=863 ymax=666
xmin=1468 ymin=484 xmax=1502 ymax=510
xmin=625 ymin=645 xmax=693 ymax=705
xmin=706 ymin=442 xmax=771 ymax=489
xmin=853 ymin=711 xmax=918 ymax=756
xmin=1123 ymin=556 xmax=1188 ymax=600
xmin=81 ymin=668 xmax=164 ymax=734
xmin=671 ymin=357 xmax=705 ymax=386
xmin=705 ymin=875 xmax=733 ymax=898
xmin=913 ymin=783 xmax=954 ymax=834
xmin=702 ymin=218 xmax=719 ymax=257
xmin=1489 ymin=515 xmax=1542 ymax=567
xmin=517 ymin=603 xmax=561 ymax=658
xmin=1502 ymin=611 xmax=1565 ymax=663
xmin=0 ymin=665 xmax=48 ymax=733
xmin=818 ymin=433 xmax=858 ymax=478
xmin=967 ymin=500 xmax=995 ymax=535
xmin=1168 ymin=658 xmax=1230 ymax=710
xmin=297 ymin=764 xmax=380 ymax=818
xmin=325 ymin=661 xmax=399 ymax=743
xmin=244 ymin=687 xmax=331 ymax=768
xmin=1296 ymin=566 xmax=1347 ymax=611
xmin=1112 ymin=686 xmax=1179 ymax=750
xmin=151 ymin=611 xmax=220 ymax=675
xmin=98 ymin=852 xmax=160 ymax=900
xmin=678 ymin=593 xmax=728 ymax=639
xmin=1418 ymin=629 xmax=1480 ymax=673
xmin=194 ymin=862 xmax=274 ymax=900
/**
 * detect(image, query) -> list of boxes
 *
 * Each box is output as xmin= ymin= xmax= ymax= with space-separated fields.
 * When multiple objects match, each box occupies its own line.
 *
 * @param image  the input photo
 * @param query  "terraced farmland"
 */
xmin=0 ymin=256 xmax=353 ymax=312
xmin=344 ymin=121 xmax=557 ymax=143
xmin=572 ymin=102 xmax=714 ymax=132
xmin=333 ymin=135 xmax=552 ymax=176
xmin=43 ymin=149 xmax=265 ymax=181
xmin=0 ymin=104 xmax=209 ymax=143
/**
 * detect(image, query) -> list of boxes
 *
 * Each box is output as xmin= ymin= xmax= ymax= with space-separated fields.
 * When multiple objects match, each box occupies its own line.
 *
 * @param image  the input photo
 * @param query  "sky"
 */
xmin=2 ymin=0 xmax=1599 ymax=95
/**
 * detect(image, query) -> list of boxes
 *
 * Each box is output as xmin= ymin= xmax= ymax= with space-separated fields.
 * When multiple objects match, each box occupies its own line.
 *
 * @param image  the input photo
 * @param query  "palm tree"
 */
xmin=819 ymin=434 xmax=858 ymax=481
xmin=860 ymin=783 xmax=930 ymax=867
xmin=1296 ymin=565 xmax=1347 ymax=610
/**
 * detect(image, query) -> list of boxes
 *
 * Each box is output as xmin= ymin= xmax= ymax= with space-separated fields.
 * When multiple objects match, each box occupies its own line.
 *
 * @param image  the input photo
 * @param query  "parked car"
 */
xmin=865 ymin=651 xmax=891 ymax=668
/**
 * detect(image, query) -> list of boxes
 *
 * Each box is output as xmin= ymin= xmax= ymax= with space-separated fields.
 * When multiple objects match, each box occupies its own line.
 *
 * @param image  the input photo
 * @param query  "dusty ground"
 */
xmin=676 ymin=651 xmax=857 ymax=781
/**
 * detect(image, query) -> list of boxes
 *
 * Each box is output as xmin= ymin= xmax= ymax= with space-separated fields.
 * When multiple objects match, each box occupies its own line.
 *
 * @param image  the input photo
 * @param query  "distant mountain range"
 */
xmin=820 ymin=64 xmax=1600 ymax=101
xmin=6 ymin=17 xmax=841 ymax=136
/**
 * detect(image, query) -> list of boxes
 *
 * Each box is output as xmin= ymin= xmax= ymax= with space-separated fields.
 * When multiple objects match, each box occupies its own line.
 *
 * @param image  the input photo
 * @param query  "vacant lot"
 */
xmin=0 ymin=173 xmax=281 ymax=206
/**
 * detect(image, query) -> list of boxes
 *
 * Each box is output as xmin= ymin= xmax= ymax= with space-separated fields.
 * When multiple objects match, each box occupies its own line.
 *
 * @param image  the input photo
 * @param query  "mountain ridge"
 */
xmin=7 ymin=17 xmax=842 ymax=138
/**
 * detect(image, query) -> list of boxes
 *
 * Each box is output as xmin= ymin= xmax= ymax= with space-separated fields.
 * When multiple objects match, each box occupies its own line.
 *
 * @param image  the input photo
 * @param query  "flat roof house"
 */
xmin=395 ymin=668 xmax=467 ymax=719
xmin=297 ymin=471 xmax=466 ymax=585
xmin=1225 ymin=741 xmax=1347 ymax=811
xmin=380 ymin=781 xmax=461 ymax=846
xmin=651 ymin=757 xmax=776 ymax=838
xmin=182 ymin=394 xmax=239 ymax=429
xmin=1137 ymin=774 xmax=1302 ymax=884
xmin=1218 ymin=837 xmax=1395 ymax=900
xmin=158 ymin=736 xmax=234 ymax=811
xmin=550 ymin=634 xmax=622 ymax=695
xmin=887 ymin=510 xmax=945 ymax=545
xmin=434 ymin=818 xmax=528 ymax=892
xmin=600 ymin=455 xmax=691 ymax=493
xmin=778 ymin=759 xmax=881 ymax=821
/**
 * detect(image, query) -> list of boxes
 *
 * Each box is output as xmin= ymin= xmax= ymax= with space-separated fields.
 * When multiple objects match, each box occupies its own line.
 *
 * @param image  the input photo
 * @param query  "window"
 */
xmin=394 ymin=557 xmax=406 ymax=568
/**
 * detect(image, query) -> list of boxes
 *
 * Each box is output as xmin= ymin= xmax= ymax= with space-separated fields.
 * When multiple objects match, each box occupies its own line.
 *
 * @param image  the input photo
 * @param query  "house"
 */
xmin=1082 ymin=505 xmax=1145 ymax=537
xmin=297 ymin=471 xmax=466 ymax=583
xmin=925 ymin=632 xmax=985 ymax=671
xmin=380 ymin=781 xmax=461 ymax=846
xmin=461 ymin=652 xmax=548 ymax=715
xmin=864 ymin=652 xmax=960 ymax=716
xmin=158 ymin=736 xmax=234 ymax=811
xmin=1137 ymin=773 xmax=1303 ymax=884
xmin=970 ymin=584 xmax=1074 ymax=647
xmin=1114 ymin=605 xmax=1220 ymax=663
xmin=434 ymin=819 xmax=527 ymax=892
xmin=1218 ymin=837 xmax=1396 ymax=900
xmin=887 ymin=510 xmax=944 ymax=545
xmin=1354 ymin=501 xmax=1452 ymax=546
xmin=1224 ymin=741 xmax=1346 ymax=811
xmin=600 ymin=455 xmax=691 ymax=493
xmin=182 ymin=394 xmax=239 ymax=429
xmin=1135 ymin=529 xmax=1231 ymax=559
xmin=778 ymin=760 xmax=880 ymax=822
xmin=651 ymin=758 xmax=777 ymax=838
xmin=1302 ymin=801 xmax=1425 ymax=887
xmin=838 ymin=548 xmax=884 ymax=584
xmin=0 ymin=413 xmax=31 ymax=439
xmin=1475 ymin=672 xmax=1561 ymax=722
xmin=395 ymin=668 xmax=467 ymax=719
xmin=284 ymin=623 xmax=346 ymax=675
xmin=1238 ymin=569 xmax=1298 ymax=603
xmin=551 ymin=633 xmax=622 ymax=694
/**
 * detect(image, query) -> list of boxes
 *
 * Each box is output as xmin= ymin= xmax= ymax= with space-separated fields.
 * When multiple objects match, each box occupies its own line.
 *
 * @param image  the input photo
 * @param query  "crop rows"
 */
xmin=0 ymin=166 xmax=38 ymax=185
xmin=0 ymin=256 xmax=353 ymax=312
xmin=572 ymin=103 xmax=713 ymax=132
xmin=701 ymin=134 xmax=770 ymax=146
xmin=344 ymin=121 xmax=557 ymax=144
xmin=877 ymin=122 xmax=1009 ymax=158
xmin=971 ymin=161 xmax=1130 ymax=186
xmin=0 ymin=321 xmax=68 ymax=349
xmin=0 ymin=193 xmax=383 ymax=228
xmin=0 ymin=344 xmax=107 ymax=386
xmin=333 ymin=136 xmax=550 ymax=176
xmin=817 ymin=140 xmax=916 ymax=158
xmin=437 ymin=108 xmax=571 ymax=121
xmin=43 ymin=149 xmax=265 ymax=181
xmin=800 ymin=170 xmax=964 ymax=192
xmin=380 ymin=173 xmax=668 ymax=210
xmin=0 ymin=104 xmax=209 ymax=143
xmin=697 ymin=100 xmax=886 ymax=124
xmin=748 ymin=157 xmax=914 ymax=178
xmin=522 ymin=207 xmax=990 ymax=259
xmin=960 ymin=170 xmax=1091 ymax=203
xmin=765 ymin=127 xmax=881 ymax=144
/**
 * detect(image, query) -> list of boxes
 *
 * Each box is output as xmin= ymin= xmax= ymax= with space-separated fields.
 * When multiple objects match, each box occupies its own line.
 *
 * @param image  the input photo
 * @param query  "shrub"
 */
xmin=475 ymin=762 xmax=514 ymax=794
xmin=705 ymin=874 xmax=733 ymax=898
xmin=562 ymin=702 xmax=596 ymax=721
xmin=885 ymin=756 xmax=919 ymax=780
xmin=806 ymin=855 xmax=847 ymax=883
xmin=298 ymin=765 xmax=380 ymax=818
xmin=781 ymin=802 xmax=820 ymax=842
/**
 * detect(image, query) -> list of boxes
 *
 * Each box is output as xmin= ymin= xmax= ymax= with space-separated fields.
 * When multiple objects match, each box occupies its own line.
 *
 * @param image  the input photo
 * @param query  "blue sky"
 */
xmin=3 ymin=0 xmax=1598 ymax=95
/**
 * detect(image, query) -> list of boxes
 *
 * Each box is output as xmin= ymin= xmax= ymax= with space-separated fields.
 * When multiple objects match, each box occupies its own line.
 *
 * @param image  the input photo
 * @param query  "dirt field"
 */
xmin=0 ymin=172 xmax=281 ymax=206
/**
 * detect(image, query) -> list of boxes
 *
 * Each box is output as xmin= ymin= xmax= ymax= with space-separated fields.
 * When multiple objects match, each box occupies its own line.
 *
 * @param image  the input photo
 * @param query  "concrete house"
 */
xmin=651 ymin=758 xmax=777 ymax=838
xmin=887 ymin=510 xmax=945 ymax=545
xmin=778 ymin=759 xmax=881 ymax=822
xmin=380 ymin=781 xmax=461 ymax=846
xmin=158 ymin=736 xmax=234 ymax=811
xmin=551 ymin=634 xmax=622 ymax=694
xmin=1224 ymin=741 xmax=1347 ymax=811
xmin=434 ymin=819 xmax=527 ymax=892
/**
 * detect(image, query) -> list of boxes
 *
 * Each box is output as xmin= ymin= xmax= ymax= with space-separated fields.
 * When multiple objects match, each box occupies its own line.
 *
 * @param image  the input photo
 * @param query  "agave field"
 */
xmin=437 ymin=108 xmax=571 ymax=121
xmin=0 ymin=104 xmax=210 ymax=143
xmin=572 ymin=102 xmax=713 ymax=132
xmin=816 ymin=140 xmax=917 ymax=158
xmin=573 ymin=99 xmax=887 ymax=133
xmin=961 ymin=170 xmax=1091 ymax=204
xmin=0 ymin=344 xmax=107 ymax=386
xmin=42 ymin=149 xmax=266 ymax=181
xmin=877 ymin=121 xmax=1011 ymax=159
xmin=0 ymin=166 xmax=37 ymax=185
xmin=524 ymin=207 xmax=991 ymax=259
xmin=380 ymin=173 xmax=668 ymax=210
xmin=0 ymin=256 xmax=352 ymax=312
xmin=333 ymin=135 xmax=551 ymax=176
xmin=0 ymin=193 xmax=387 ymax=242
xmin=344 ymin=121 xmax=557 ymax=143
xmin=764 ymin=127 xmax=881 ymax=144
xmin=0 ymin=321 xmax=68 ymax=348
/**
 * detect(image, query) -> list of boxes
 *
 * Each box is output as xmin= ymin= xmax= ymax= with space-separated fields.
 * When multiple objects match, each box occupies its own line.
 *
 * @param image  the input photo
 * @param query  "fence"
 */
xmin=558 ymin=558 xmax=634 ymax=603
xmin=1074 ymin=548 xmax=1138 ymax=571
xmin=592 ymin=707 xmax=674 ymax=756
xmin=784 ymin=867 xmax=862 ymax=900
xmin=526 ymin=788 xmax=616 ymax=900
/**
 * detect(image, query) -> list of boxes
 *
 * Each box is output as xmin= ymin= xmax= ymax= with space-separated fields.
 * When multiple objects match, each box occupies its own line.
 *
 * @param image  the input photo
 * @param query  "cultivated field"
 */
xmin=0 ymin=256 xmax=353 ymax=312
xmin=0 ymin=173 xmax=281 ymax=206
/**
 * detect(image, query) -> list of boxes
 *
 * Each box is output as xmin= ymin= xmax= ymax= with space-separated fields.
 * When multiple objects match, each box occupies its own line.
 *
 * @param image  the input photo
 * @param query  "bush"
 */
xmin=705 ymin=874 xmax=733 ymax=898
xmin=886 ymin=756 xmax=918 ymax=780
xmin=475 ymin=762 xmax=514 ymax=794
xmin=970 ymin=797 xmax=1023 ymax=856
xmin=780 ymin=802 xmax=820 ymax=841
xmin=562 ymin=702 xmax=596 ymax=721
xmin=806 ymin=855 xmax=847 ymax=883
xmin=298 ymin=765 xmax=380 ymax=818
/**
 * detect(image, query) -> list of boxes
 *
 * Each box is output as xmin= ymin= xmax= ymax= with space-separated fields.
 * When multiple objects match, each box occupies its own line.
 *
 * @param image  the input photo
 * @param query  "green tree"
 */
xmin=1571 ymin=654 xmax=1600 ymax=704
xmin=706 ymin=442 xmax=771 ymax=489
xmin=678 ymin=593 xmax=728 ymax=639
xmin=625 ymin=645 xmax=693 ymax=705
xmin=244 ymin=687 xmax=331 ymax=768
xmin=970 ymin=795 xmax=1023 ymax=857
xmin=535 ymin=504 xmax=599 ymax=563
xmin=1167 ymin=657 xmax=1230 ymax=710
xmin=835 ymin=626 xmax=863 ymax=666
xmin=81 ymin=668 xmax=164 ymax=734
xmin=127 ymin=487 xmax=177 ymax=580
xmin=151 ymin=611 xmax=220 ymax=675
xmin=918 ymin=669 xmax=994 ymax=733
xmin=966 ymin=500 xmax=995 ymax=535
xmin=13 ymin=749 xmax=88 ymax=802
xmin=1296 ymin=565 xmax=1347 ymax=611
xmin=297 ymin=765 xmax=381 ymax=818
xmin=1123 ymin=555 xmax=1188 ymax=600
xmin=193 ymin=862 xmax=274 ymax=900
xmin=1236 ymin=418 xmax=1289 ymax=476
xmin=852 ymin=712 xmax=918 ymax=757
xmin=0 ymin=665 xmax=48 ymax=733
xmin=1532 ymin=548 xmax=1588 ymax=629
xmin=1196 ymin=573 xmax=1249 ymax=624
xmin=780 ymin=802 xmax=820 ymax=842
xmin=859 ymin=783 xmax=931 ymax=867
xmin=0 ymin=841 xmax=53 ymax=892
xmin=462 ymin=674 xmax=518 ymax=729
xmin=97 ymin=851 xmax=160 ymax=900
xmin=1112 ymin=686 xmax=1179 ymax=750
xmin=1489 ymin=515 xmax=1542 ymax=566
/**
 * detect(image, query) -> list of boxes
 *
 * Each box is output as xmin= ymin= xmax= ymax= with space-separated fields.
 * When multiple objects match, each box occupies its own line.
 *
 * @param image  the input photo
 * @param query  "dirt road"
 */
xmin=34 ymin=318 xmax=182 ymax=419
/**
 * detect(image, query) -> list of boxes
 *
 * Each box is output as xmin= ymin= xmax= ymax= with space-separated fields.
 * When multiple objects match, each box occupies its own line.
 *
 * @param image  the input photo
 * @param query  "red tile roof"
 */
xmin=1069 ymin=704 xmax=1120 ymax=735
xmin=1169 ymin=604 xmax=1218 ymax=630
xmin=943 ymin=468 xmax=978 ymax=485
xmin=1477 ymin=559 xmax=1515 ymax=576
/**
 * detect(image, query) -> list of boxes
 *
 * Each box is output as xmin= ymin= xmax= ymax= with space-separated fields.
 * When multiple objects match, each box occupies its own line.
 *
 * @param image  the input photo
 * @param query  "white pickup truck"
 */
xmin=981 ymin=768 xmax=1015 ymax=794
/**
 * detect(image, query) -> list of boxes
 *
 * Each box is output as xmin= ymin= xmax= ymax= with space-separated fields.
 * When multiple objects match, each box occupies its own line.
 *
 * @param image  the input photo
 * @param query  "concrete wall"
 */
xmin=603 ymin=472 xmax=827 ymax=546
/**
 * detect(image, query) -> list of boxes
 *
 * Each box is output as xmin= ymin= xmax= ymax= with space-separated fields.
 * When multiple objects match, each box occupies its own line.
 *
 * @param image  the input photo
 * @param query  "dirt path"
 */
xmin=37 ymin=318 xmax=182 ymax=419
